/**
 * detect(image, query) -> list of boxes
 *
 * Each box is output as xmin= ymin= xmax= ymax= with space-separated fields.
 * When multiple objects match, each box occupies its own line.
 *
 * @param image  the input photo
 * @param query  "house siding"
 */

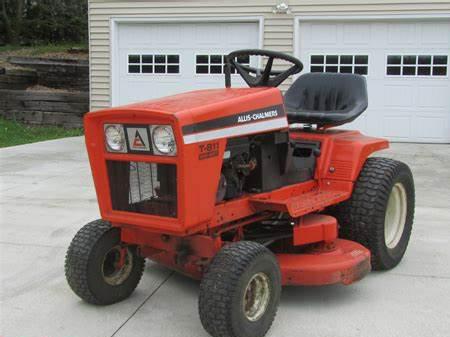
xmin=88 ymin=0 xmax=450 ymax=110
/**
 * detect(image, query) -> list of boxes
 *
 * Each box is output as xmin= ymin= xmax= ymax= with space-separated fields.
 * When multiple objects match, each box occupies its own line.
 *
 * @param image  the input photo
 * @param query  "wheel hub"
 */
xmin=102 ymin=245 xmax=133 ymax=286
xmin=385 ymin=182 xmax=407 ymax=249
xmin=243 ymin=272 xmax=271 ymax=321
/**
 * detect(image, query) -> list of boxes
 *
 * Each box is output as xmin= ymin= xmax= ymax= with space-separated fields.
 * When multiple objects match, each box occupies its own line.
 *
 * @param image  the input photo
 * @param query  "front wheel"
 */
xmin=65 ymin=219 xmax=145 ymax=305
xmin=199 ymin=241 xmax=281 ymax=337
xmin=333 ymin=157 xmax=415 ymax=270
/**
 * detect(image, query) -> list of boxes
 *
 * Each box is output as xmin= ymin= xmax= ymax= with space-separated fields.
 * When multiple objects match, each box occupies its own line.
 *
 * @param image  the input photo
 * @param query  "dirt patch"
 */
xmin=0 ymin=45 xmax=88 ymax=70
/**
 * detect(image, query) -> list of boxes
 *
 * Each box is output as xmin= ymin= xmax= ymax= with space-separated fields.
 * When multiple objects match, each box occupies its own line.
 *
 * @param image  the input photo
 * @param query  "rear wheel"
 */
xmin=199 ymin=241 xmax=281 ymax=337
xmin=65 ymin=219 xmax=145 ymax=305
xmin=333 ymin=157 xmax=415 ymax=270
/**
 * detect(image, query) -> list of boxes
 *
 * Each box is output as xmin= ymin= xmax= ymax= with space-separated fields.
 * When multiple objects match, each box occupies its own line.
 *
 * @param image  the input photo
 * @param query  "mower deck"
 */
xmin=277 ymin=239 xmax=371 ymax=286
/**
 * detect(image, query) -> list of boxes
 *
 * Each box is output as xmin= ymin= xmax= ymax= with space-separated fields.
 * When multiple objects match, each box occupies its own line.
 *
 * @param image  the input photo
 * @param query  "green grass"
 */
xmin=0 ymin=117 xmax=83 ymax=148
xmin=0 ymin=43 xmax=88 ymax=57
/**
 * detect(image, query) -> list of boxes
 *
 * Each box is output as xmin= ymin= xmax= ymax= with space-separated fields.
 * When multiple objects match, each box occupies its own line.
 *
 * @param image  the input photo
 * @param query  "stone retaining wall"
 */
xmin=8 ymin=56 xmax=89 ymax=91
xmin=0 ymin=89 xmax=88 ymax=128
xmin=0 ymin=56 xmax=89 ymax=128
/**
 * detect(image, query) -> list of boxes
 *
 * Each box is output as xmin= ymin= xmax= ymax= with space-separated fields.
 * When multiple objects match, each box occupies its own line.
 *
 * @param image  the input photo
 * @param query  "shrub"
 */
xmin=0 ymin=0 xmax=88 ymax=45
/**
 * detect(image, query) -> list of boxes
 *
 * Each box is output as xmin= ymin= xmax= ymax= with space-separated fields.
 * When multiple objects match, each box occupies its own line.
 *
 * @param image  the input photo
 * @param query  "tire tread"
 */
xmin=199 ymin=241 xmax=279 ymax=337
xmin=333 ymin=157 xmax=414 ymax=270
xmin=64 ymin=219 xmax=145 ymax=304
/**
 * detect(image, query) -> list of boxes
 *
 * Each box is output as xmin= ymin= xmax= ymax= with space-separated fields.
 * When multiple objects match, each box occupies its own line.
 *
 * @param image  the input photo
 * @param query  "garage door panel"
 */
xmin=122 ymin=80 xmax=181 ymax=102
xmin=310 ymin=24 xmax=338 ymax=44
xmin=413 ymin=117 xmax=449 ymax=140
xmin=369 ymin=82 xmax=388 ymax=108
xmin=156 ymin=26 xmax=182 ymax=44
xmin=115 ymin=21 xmax=259 ymax=105
xmin=421 ymin=22 xmax=450 ymax=44
xmin=120 ymin=24 xmax=182 ymax=46
xmin=383 ymin=116 xmax=412 ymax=139
xmin=387 ymin=23 xmax=416 ymax=45
xmin=384 ymin=85 xmax=415 ymax=107
xmin=227 ymin=24 xmax=259 ymax=45
xmin=194 ymin=25 xmax=223 ymax=45
xmin=298 ymin=19 xmax=450 ymax=143
xmin=342 ymin=23 xmax=371 ymax=44
xmin=417 ymin=86 xmax=450 ymax=108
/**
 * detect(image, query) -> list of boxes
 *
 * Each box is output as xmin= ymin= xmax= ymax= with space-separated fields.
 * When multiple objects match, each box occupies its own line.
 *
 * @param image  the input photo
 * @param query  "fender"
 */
xmin=290 ymin=129 xmax=389 ymax=183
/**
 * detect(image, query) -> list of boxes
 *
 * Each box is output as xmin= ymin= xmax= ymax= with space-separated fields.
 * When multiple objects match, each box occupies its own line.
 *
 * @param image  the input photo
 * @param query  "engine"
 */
xmin=216 ymin=136 xmax=255 ymax=202
xmin=216 ymin=131 xmax=320 ymax=202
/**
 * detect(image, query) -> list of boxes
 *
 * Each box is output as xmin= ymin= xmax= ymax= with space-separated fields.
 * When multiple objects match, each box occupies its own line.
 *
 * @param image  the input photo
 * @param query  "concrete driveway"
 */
xmin=1 ymin=137 xmax=449 ymax=337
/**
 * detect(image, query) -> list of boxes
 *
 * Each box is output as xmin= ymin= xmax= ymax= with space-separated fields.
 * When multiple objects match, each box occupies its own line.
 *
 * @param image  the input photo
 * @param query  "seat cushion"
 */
xmin=284 ymin=73 xmax=368 ymax=127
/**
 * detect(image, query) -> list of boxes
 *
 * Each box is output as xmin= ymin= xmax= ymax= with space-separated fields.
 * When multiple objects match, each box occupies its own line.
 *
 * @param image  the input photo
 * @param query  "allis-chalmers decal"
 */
xmin=181 ymin=104 xmax=287 ymax=145
xmin=198 ymin=142 xmax=219 ymax=160
xmin=237 ymin=109 xmax=279 ymax=123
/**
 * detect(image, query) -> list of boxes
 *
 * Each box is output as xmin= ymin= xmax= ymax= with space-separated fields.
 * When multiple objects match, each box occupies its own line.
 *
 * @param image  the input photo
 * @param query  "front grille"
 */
xmin=107 ymin=160 xmax=177 ymax=217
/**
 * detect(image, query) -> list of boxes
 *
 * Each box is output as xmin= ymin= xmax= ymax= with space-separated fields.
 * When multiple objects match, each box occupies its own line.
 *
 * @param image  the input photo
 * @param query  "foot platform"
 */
xmin=250 ymin=188 xmax=349 ymax=218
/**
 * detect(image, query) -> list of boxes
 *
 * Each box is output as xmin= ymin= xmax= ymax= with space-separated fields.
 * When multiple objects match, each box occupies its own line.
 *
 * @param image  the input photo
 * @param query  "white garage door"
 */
xmin=297 ymin=19 xmax=450 ymax=143
xmin=114 ymin=21 xmax=259 ymax=106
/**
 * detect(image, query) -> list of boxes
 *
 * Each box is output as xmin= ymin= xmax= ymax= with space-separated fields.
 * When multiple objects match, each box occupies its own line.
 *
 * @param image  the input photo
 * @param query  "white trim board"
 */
xmin=110 ymin=16 xmax=264 ymax=107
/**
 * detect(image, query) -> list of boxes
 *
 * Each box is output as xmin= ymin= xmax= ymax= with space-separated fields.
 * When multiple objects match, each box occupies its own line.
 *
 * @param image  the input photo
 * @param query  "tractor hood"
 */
xmin=85 ymin=87 xmax=287 ymax=145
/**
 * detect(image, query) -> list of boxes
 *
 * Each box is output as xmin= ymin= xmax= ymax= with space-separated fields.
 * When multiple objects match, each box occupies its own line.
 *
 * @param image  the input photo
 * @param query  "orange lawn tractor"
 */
xmin=65 ymin=49 xmax=415 ymax=337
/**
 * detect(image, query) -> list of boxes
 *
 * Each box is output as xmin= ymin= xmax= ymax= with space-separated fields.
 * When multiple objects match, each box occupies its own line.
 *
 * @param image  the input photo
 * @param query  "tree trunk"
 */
xmin=11 ymin=0 xmax=24 ymax=44
xmin=1 ymin=0 xmax=25 ymax=44
xmin=0 ymin=0 xmax=13 ymax=43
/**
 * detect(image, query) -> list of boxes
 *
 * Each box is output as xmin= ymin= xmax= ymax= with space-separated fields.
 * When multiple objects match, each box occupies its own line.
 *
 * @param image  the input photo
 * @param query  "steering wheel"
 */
xmin=225 ymin=49 xmax=303 ymax=88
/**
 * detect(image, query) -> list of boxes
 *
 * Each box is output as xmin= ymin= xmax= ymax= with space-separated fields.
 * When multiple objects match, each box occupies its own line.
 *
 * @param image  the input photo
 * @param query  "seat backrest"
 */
xmin=284 ymin=72 xmax=368 ymax=127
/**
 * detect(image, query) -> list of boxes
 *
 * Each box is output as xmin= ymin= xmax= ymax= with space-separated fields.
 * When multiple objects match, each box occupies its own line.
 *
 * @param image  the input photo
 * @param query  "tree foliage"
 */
xmin=0 ymin=0 xmax=88 ymax=45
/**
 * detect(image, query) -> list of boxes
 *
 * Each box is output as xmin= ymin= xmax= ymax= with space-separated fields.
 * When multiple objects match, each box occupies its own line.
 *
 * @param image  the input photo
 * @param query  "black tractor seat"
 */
xmin=284 ymin=73 xmax=368 ymax=127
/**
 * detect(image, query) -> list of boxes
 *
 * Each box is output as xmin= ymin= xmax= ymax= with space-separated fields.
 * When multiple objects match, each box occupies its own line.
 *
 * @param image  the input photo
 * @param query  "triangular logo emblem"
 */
xmin=133 ymin=130 xmax=146 ymax=148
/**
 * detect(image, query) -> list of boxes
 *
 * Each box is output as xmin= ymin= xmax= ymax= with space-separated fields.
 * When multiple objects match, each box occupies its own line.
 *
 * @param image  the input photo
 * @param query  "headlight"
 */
xmin=151 ymin=125 xmax=177 ymax=155
xmin=104 ymin=124 xmax=126 ymax=152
